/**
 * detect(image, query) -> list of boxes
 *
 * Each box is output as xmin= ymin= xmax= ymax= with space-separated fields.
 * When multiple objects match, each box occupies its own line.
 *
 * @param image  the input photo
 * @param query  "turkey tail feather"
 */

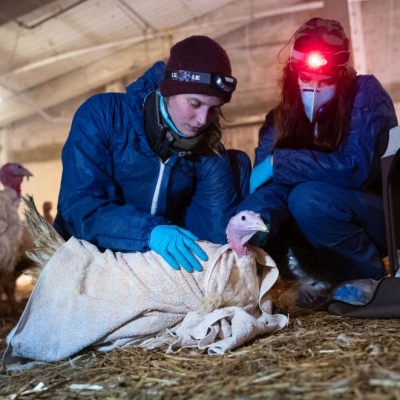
xmin=22 ymin=195 xmax=65 ymax=279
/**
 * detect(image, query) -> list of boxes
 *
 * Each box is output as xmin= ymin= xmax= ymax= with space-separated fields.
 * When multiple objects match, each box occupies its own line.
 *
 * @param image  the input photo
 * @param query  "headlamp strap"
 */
xmin=165 ymin=70 xmax=212 ymax=85
xmin=290 ymin=47 xmax=350 ymax=68
xmin=290 ymin=48 xmax=309 ymax=62
xmin=164 ymin=69 xmax=237 ymax=93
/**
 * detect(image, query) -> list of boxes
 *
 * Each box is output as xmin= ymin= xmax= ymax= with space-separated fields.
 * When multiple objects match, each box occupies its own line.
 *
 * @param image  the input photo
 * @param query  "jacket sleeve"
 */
xmin=236 ymin=182 xmax=292 ymax=237
xmin=254 ymin=110 xmax=277 ymax=166
xmin=233 ymin=110 xmax=292 ymax=236
xmin=54 ymin=96 xmax=170 ymax=253
xmin=271 ymin=76 xmax=398 ymax=190
xmin=183 ymin=151 xmax=242 ymax=245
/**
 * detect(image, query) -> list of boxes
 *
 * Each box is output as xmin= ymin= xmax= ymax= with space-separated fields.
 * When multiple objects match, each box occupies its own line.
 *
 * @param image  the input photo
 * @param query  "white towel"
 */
xmin=3 ymin=237 xmax=288 ymax=369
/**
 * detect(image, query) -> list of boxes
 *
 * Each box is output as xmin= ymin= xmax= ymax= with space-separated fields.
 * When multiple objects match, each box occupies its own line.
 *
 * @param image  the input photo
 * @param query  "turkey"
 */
xmin=23 ymin=194 xmax=269 ymax=310
xmin=0 ymin=162 xmax=33 ymax=313
xmin=22 ymin=195 xmax=65 ymax=280
xmin=3 ymin=196 xmax=287 ymax=367
xmin=199 ymin=209 xmax=270 ymax=313
xmin=22 ymin=196 xmax=277 ymax=311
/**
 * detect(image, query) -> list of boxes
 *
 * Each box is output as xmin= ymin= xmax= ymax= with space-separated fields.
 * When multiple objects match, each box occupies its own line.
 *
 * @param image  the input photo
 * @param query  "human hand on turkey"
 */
xmin=149 ymin=225 xmax=208 ymax=272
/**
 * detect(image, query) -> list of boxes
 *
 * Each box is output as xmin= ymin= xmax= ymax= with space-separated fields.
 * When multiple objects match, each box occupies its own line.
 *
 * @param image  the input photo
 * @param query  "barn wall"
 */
xmin=224 ymin=122 xmax=261 ymax=164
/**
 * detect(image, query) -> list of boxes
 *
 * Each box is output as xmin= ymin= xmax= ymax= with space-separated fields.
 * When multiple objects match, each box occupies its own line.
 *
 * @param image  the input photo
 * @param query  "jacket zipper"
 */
xmin=151 ymin=159 xmax=167 ymax=215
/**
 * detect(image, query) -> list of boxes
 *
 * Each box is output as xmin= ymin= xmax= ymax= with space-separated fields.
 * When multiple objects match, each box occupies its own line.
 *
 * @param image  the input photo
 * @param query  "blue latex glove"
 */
xmin=250 ymin=155 xmax=273 ymax=193
xmin=249 ymin=230 xmax=269 ymax=247
xmin=149 ymin=225 xmax=208 ymax=273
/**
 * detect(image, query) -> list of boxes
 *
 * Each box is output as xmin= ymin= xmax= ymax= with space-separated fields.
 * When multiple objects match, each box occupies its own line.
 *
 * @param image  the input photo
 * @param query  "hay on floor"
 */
xmin=2 ymin=291 xmax=400 ymax=400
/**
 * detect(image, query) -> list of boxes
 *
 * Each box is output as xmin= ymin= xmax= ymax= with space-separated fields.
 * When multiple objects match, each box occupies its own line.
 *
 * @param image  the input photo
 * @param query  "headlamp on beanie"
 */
xmin=289 ymin=17 xmax=351 ymax=75
xmin=160 ymin=35 xmax=236 ymax=102
xmin=290 ymin=47 xmax=350 ymax=74
xmin=164 ymin=69 xmax=237 ymax=93
xmin=305 ymin=51 xmax=328 ymax=68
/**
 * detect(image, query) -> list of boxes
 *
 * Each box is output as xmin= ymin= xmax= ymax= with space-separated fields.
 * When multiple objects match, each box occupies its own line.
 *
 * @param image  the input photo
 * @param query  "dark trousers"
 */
xmin=266 ymin=181 xmax=387 ymax=284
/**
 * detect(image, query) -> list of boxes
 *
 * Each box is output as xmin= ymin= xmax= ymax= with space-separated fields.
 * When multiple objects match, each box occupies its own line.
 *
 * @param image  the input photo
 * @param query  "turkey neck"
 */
xmin=226 ymin=230 xmax=250 ymax=257
xmin=2 ymin=177 xmax=23 ymax=197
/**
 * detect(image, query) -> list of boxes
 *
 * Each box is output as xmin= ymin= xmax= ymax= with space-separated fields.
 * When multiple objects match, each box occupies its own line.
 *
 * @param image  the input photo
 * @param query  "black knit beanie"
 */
xmin=160 ymin=35 xmax=235 ymax=103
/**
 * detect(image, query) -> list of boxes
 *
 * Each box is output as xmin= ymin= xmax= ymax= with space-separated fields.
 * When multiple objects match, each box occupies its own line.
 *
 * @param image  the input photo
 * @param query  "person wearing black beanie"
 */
xmin=237 ymin=17 xmax=398 ymax=310
xmin=54 ymin=35 xmax=251 ymax=273
xmin=160 ymin=35 xmax=235 ymax=103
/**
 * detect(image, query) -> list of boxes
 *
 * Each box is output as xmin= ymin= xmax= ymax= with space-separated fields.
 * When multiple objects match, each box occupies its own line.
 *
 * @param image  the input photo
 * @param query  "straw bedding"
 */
xmin=1 ymin=281 xmax=400 ymax=400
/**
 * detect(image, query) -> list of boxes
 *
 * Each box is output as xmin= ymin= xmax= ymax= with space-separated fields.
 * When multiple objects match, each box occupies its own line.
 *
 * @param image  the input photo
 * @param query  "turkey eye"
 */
xmin=241 ymin=215 xmax=246 ymax=221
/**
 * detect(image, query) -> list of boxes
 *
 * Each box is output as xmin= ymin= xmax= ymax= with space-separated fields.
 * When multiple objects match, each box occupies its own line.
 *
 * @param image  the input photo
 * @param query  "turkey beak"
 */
xmin=23 ymin=168 xmax=33 ymax=181
xmin=255 ymin=222 xmax=269 ymax=233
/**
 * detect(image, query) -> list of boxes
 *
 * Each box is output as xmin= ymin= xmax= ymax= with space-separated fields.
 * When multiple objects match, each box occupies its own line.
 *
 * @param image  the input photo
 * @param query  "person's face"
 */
xmin=166 ymin=94 xmax=224 ymax=137
xmin=297 ymin=70 xmax=337 ymax=90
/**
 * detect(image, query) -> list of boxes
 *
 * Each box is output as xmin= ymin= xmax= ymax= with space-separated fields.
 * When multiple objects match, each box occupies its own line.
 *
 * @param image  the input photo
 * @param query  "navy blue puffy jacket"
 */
xmin=238 ymin=75 xmax=398 ymax=237
xmin=54 ymin=62 xmax=240 ymax=252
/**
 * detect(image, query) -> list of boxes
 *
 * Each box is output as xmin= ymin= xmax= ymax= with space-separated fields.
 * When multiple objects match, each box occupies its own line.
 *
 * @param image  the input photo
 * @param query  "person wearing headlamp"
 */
xmin=54 ymin=35 xmax=250 ymax=274
xmin=239 ymin=17 xmax=398 ymax=309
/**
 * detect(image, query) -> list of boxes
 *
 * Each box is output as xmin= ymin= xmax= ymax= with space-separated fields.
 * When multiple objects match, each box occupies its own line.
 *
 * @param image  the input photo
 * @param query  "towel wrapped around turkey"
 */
xmin=3 ymin=196 xmax=288 ymax=369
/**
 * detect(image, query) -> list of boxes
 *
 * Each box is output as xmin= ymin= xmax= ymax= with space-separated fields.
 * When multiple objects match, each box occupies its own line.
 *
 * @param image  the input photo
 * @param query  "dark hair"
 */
xmin=273 ymin=62 xmax=357 ymax=152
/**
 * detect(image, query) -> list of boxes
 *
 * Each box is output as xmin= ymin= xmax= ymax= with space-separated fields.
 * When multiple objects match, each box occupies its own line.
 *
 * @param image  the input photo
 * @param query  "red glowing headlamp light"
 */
xmin=290 ymin=47 xmax=349 ymax=74
xmin=306 ymin=52 xmax=328 ymax=68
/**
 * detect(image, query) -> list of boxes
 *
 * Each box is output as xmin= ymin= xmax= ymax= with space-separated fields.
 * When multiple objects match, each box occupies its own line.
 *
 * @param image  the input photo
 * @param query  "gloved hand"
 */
xmin=249 ymin=230 xmax=269 ymax=247
xmin=149 ymin=225 xmax=208 ymax=273
xmin=250 ymin=155 xmax=273 ymax=193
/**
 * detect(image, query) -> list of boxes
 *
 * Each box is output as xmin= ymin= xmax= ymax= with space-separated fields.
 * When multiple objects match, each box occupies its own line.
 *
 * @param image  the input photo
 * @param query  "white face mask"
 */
xmin=300 ymin=86 xmax=336 ymax=122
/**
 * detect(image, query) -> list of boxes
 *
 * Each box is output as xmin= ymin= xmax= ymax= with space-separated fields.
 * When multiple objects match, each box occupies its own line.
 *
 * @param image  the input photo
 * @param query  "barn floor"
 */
xmin=1 ymin=278 xmax=400 ymax=399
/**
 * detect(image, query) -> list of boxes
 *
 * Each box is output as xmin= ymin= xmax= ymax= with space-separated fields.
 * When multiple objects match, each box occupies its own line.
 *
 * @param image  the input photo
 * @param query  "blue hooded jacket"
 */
xmin=53 ymin=61 xmax=241 ymax=252
xmin=237 ymin=75 xmax=398 ymax=237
